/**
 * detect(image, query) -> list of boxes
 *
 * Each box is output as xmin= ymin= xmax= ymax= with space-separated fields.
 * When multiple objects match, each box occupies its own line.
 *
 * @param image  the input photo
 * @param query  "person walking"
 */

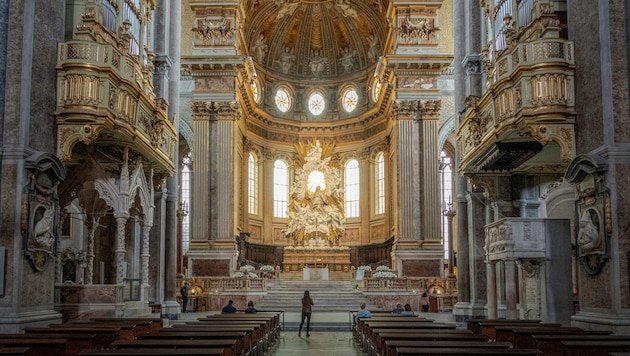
xmin=299 ymin=290 xmax=314 ymax=337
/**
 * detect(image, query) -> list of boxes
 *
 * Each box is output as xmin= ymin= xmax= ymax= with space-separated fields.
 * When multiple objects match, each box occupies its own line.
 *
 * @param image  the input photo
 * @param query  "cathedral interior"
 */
xmin=1 ymin=0 xmax=630 ymax=337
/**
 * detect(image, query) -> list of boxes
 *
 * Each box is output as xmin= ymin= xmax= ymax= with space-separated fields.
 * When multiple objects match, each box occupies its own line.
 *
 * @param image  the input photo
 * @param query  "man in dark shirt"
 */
xmin=222 ymin=299 xmax=237 ymax=313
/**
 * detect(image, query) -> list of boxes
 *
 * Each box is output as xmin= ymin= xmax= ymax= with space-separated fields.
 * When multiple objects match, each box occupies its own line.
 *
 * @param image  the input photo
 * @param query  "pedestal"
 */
xmin=283 ymin=246 xmax=351 ymax=272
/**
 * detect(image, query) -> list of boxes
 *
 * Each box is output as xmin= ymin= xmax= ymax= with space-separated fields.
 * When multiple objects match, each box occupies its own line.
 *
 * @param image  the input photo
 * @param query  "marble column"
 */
xmin=359 ymin=149 xmax=371 ymax=245
xmin=115 ymin=213 xmax=130 ymax=285
xmin=141 ymin=224 xmax=151 ymax=302
xmin=262 ymin=148 xmax=274 ymax=244
xmin=420 ymin=101 xmax=442 ymax=244
xmin=392 ymin=100 xmax=421 ymax=243
xmin=190 ymin=101 xmax=212 ymax=244
xmin=505 ymin=259 xmax=518 ymax=320
xmin=212 ymin=103 xmax=238 ymax=242
xmin=468 ymin=191 xmax=488 ymax=316
xmin=452 ymin=0 xmax=471 ymax=321
xmin=164 ymin=0 xmax=182 ymax=318
xmin=85 ymin=217 xmax=98 ymax=285
xmin=487 ymin=260 xmax=498 ymax=320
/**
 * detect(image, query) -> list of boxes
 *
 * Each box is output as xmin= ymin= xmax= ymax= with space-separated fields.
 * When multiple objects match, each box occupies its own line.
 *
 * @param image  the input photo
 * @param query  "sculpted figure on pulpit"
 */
xmin=284 ymin=140 xmax=346 ymax=247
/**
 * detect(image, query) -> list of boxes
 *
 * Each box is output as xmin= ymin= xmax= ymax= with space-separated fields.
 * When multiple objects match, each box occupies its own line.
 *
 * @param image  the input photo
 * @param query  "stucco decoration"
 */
xmin=284 ymin=140 xmax=345 ymax=247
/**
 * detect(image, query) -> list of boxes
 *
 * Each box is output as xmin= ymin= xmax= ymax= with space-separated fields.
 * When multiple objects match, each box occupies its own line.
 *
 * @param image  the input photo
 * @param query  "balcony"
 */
xmin=55 ymin=40 xmax=176 ymax=176
xmin=458 ymin=36 xmax=576 ymax=175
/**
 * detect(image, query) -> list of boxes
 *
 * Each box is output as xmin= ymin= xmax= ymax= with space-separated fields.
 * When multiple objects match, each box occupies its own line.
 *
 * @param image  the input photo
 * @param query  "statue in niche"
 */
xmin=252 ymin=33 xmax=268 ymax=63
xmin=309 ymin=49 xmax=328 ymax=78
xmin=335 ymin=0 xmax=358 ymax=19
xmin=279 ymin=46 xmax=296 ymax=74
xmin=340 ymin=47 xmax=356 ymax=73
xmin=367 ymin=34 xmax=380 ymax=61
xmin=32 ymin=206 xmax=55 ymax=250
xmin=577 ymin=208 xmax=604 ymax=254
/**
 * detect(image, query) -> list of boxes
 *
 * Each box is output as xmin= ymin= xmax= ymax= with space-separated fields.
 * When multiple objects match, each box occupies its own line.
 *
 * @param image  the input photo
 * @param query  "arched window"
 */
xmin=345 ymin=159 xmax=360 ymax=218
xmin=273 ymin=160 xmax=288 ymax=217
xmin=181 ymin=154 xmax=192 ymax=252
xmin=375 ymin=153 xmax=385 ymax=215
xmin=440 ymin=151 xmax=454 ymax=259
xmin=248 ymin=153 xmax=258 ymax=215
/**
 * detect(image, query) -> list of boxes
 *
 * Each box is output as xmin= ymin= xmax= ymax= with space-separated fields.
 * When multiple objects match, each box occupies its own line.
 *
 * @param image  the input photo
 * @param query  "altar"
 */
xmin=303 ymin=267 xmax=329 ymax=281
xmin=283 ymin=246 xmax=351 ymax=272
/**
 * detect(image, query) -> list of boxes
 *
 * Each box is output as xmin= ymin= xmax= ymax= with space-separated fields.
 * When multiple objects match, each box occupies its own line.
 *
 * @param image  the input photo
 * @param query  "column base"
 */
xmin=0 ymin=310 xmax=62 ymax=334
xmin=453 ymin=301 xmax=487 ymax=322
xmin=572 ymin=311 xmax=630 ymax=335
xmin=161 ymin=300 xmax=182 ymax=320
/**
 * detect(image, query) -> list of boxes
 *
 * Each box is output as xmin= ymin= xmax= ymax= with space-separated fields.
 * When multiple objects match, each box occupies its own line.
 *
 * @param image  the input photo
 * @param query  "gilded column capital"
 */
xmin=190 ymin=101 xmax=212 ymax=118
xmin=392 ymin=100 xmax=421 ymax=121
xmin=215 ymin=101 xmax=241 ymax=121
xmin=419 ymin=100 xmax=442 ymax=120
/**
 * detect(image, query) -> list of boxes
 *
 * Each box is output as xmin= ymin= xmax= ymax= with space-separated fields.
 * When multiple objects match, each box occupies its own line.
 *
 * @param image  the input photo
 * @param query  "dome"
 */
xmin=246 ymin=0 xmax=389 ymax=79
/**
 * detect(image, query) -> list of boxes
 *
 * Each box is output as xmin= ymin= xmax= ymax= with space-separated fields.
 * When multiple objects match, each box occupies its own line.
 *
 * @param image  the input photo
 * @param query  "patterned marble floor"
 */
xmin=266 ymin=331 xmax=364 ymax=356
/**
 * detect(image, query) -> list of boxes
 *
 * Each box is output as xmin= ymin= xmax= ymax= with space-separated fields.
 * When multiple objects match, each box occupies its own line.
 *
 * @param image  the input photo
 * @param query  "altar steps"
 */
xmin=256 ymin=279 xmax=381 ymax=312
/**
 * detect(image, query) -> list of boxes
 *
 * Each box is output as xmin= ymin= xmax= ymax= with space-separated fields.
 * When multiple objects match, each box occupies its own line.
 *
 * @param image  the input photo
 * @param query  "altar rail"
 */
xmin=360 ymin=276 xmax=457 ymax=294
xmin=180 ymin=276 xmax=268 ymax=293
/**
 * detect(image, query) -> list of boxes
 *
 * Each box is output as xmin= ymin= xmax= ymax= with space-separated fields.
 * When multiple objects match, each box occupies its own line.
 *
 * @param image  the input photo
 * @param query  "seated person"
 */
xmin=245 ymin=300 xmax=258 ymax=314
xmin=400 ymin=303 xmax=414 ymax=316
xmin=355 ymin=302 xmax=372 ymax=326
xmin=222 ymin=299 xmax=237 ymax=313
xmin=392 ymin=303 xmax=404 ymax=314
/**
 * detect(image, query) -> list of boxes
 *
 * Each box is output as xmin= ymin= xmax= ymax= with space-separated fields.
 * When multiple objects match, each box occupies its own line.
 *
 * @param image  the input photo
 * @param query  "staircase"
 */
xmin=256 ymin=271 xmax=381 ymax=313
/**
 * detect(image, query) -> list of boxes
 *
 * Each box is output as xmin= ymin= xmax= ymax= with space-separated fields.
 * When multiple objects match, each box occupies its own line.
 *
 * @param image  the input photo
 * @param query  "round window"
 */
xmin=308 ymin=93 xmax=325 ymax=115
xmin=342 ymin=89 xmax=358 ymax=112
xmin=275 ymin=89 xmax=290 ymax=112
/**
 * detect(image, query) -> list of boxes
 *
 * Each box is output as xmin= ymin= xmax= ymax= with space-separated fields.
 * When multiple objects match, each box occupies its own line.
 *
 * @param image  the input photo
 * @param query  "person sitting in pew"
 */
xmin=400 ymin=303 xmax=415 ymax=316
xmin=245 ymin=300 xmax=258 ymax=314
xmin=222 ymin=300 xmax=237 ymax=313
xmin=392 ymin=303 xmax=404 ymax=314
xmin=356 ymin=302 xmax=372 ymax=326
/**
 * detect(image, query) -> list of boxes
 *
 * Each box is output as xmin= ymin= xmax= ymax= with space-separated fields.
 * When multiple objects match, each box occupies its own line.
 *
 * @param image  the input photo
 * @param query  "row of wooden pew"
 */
xmin=469 ymin=319 xmax=630 ymax=356
xmin=354 ymin=314 xmax=630 ymax=355
xmin=0 ymin=312 xmax=281 ymax=356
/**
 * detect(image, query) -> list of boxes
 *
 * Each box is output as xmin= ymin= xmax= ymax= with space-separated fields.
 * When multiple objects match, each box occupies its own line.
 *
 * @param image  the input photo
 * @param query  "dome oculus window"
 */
xmin=275 ymin=89 xmax=290 ymax=112
xmin=373 ymin=81 xmax=382 ymax=101
xmin=308 ymin=92 xmax=325 ymax=115
xmin=342 ymin=89 xmax=358 ymax=112
xmin=251 ymin=81 xmax=260 ymax=103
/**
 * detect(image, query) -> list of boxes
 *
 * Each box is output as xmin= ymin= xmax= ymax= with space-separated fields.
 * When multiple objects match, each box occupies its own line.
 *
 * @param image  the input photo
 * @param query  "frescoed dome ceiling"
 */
xmin=245 ymin=0 xmax=389 ymax=79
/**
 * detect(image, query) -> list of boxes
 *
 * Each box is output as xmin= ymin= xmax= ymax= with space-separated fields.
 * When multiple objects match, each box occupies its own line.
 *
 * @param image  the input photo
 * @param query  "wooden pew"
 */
xmin=190 ymin=319 xmax=269 ymax=353
xmin=156 ymin=329 xmax=252 ymax=356
xmin=514 ymin=328 xmax=610 ymax=353
xmin=49 ymin=323 xmax=136 ymax=341
xmin=90 ymin=318 xmax=163 ymax=334
xmin=0 ymin=339 xmax=66 ymax=356
xmin=482 ymin=323 xmax=564 ymax=341
xmin=0 ymin=348 xmax=30 ymax=356
xmin=493 ymin=325 xmax=584 ymax=344
xmin=467 ymin=319 xmax=541 ymax=335
xmin=561 ymin=340 xmax=630 ymax=356
xmin=0 ymin=333 xmax=96 ymax=356
xmin=23 ymin=327 xmax=122 ymax=349
xmin=112 ymin=339 xmax=238 ymax=356
xmin=395 ymin=347 xmax=543 ymax=355
xmin=373 ymin=330 xmax=488 ymax=356
xmin=138 ymin=333 xmax=246 ymax=356
xmin=531 ymin=334 xmax=630 ymax=355
xmin=358 ymin=320 xmax=456 ymax=351
xmin=67 ymin=320 xmax=152 ymax=337
xmin=79 ymin=348 xmax=224 ymax=355
xmin=384 ymin=340 xmax=513 ymax=356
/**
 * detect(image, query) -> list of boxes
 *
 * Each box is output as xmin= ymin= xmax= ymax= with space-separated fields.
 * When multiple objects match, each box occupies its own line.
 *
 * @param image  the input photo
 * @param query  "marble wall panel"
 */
xmin=192 ymin=259 xmax=230 ymax=276
xmin=402 ymin=260 xmax=441 ymax=277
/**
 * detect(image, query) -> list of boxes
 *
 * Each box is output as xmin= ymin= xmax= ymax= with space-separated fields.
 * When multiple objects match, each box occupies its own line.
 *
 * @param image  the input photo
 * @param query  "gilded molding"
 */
xmin=57 ymin=124 xmax=103 ymax=163
xmin=528 ymin=124 xmax=575 ymax=162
